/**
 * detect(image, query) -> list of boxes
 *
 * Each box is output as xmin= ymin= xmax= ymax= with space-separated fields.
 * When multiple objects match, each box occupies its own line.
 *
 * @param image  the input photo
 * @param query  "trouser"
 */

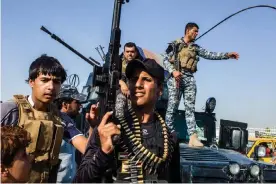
xmin=165 ymin=72 xmax=197 ymax=136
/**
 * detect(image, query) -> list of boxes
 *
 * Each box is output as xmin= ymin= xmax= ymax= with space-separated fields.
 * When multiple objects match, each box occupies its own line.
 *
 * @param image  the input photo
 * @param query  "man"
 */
xmin=54 ymin=84 xmax=90 ymax=183
xmin=116 ymin=42 xmax=143 ymax=118
xmin=74 ymin=59 xmax=181 ymax=183
xmin=1 ymin=126 xmax=33 ymax=183
xmin=0 ymin=54 xmax=90 ymax=182
xmin=119 ymin=42 xmax=143 ymax=96
xmin=163 ymin=22 xmax=239 ymax=147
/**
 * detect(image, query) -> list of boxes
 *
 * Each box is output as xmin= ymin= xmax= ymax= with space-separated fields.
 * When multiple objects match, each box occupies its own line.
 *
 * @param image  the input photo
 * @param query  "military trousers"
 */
xmin=165 ymin=72 xmax=197 ymax=136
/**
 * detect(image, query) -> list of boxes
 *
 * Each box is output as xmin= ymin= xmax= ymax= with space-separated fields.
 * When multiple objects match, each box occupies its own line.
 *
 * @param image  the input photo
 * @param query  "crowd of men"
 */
xmin=1 ymin=22 xmax=239 ymax=183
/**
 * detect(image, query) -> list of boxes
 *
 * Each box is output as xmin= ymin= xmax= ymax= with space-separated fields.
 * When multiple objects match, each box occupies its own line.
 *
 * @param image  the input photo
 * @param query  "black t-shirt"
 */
xmin=113 ymin=114 xmax=179 ymax=183
xmin=140 ymin=120 xmax=164 ymax=156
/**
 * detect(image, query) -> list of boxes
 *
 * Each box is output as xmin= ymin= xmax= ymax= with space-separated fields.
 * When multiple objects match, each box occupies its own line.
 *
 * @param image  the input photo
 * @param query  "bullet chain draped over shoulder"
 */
xmin=117 ymin=107 xmax=174 ymax=182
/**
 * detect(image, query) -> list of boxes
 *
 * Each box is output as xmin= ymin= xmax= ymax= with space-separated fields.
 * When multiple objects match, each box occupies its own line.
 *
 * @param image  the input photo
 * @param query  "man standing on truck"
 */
xmin=163 ymin=22 xmax=239 ymax=147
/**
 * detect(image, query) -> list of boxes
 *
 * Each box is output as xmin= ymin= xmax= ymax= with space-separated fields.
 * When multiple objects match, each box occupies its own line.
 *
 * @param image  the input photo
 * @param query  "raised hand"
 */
xmin=172 ymin=71 xmax=182 ymax=81
xmin=227 ymin=52 xmax=239 ymax=60
xmin=85 ymin=102 xmax=100 ymax=127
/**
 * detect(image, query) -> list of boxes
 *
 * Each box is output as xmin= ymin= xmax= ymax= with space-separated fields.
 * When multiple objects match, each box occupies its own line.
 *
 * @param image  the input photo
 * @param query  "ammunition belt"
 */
xmin=117 ymin=108 xmax=174 ymax=183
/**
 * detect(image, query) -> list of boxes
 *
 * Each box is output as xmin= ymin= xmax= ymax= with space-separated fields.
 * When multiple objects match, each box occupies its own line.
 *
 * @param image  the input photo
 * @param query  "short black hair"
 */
xmin=26 ymin=54 xmax=67 ymax=83
xmin=123 ymin=42 xmax=145 ymax=61
xmin=124 ymin=42 xmax=137 ymax=51
xmin=185 ymin=22 xmax=199 ymax=34
xmin=54 ymin=97 xmax=74 ymax=110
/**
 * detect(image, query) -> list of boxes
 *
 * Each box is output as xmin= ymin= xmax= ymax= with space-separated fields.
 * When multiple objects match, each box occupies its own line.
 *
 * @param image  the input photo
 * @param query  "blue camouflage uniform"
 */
xmin=163 ymin=37 xmax=230 ymax=136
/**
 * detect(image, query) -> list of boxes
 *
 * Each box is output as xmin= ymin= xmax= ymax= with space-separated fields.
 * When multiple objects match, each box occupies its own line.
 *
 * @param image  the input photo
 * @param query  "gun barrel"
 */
xmin=40 ymin=25 xmax=101 ymax=66
xmin=40 ymin=26 xmax=52 ymax=35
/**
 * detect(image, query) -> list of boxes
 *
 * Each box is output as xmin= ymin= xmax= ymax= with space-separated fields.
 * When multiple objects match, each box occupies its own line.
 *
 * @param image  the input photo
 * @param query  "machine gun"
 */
xmin=41 ymin=0 xmax=129 ymax=143
xmin=93 ymin=0 xmax=126 ymax=116
xmin=92 ymin=0 xmax=129 ymax=142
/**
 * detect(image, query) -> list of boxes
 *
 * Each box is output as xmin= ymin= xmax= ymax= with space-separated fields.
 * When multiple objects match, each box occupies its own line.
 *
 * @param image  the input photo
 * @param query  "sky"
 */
xmin=1 ymin=0 xmax=276 ymax=128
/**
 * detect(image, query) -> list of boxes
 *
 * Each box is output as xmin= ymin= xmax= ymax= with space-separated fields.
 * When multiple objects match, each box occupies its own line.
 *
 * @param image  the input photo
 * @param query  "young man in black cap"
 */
xmin=74 ymin=58 xmax=180 ymax=183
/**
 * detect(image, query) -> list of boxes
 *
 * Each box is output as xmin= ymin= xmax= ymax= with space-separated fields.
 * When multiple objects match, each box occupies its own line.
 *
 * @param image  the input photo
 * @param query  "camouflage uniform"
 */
xmin=115 ymin=57 xmax=129 ymax=118
xmin=116 ymin=54 xmax=144 ymax=118
xmin=163 ymin=37 xmax=230 ymax=135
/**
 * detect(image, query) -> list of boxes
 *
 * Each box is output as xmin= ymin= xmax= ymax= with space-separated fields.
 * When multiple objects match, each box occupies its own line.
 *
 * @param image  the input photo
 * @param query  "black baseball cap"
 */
xmin=125 ymin=58 xmax=164 ymax=82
